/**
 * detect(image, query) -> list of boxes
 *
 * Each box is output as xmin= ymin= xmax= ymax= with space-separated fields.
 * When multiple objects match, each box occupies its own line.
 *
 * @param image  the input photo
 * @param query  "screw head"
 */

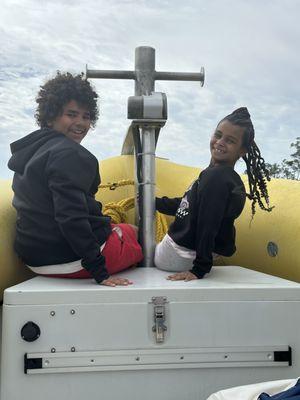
xmin=50 ymin=311 xmax=55 ymax=316
xmin=70 ymin=310 xmax=76 ymax=315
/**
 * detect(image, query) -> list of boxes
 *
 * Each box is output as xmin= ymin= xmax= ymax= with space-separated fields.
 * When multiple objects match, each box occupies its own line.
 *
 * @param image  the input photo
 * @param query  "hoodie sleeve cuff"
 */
xmin=90 ymin=268 xmax=110 ymax=284
xmin=81 ymin=253 xmax=109 ymax=284
xmin=190 ymin=267 xmax=207 ymax=279
xmin=155 ymin=197 xmax=162 ymax=211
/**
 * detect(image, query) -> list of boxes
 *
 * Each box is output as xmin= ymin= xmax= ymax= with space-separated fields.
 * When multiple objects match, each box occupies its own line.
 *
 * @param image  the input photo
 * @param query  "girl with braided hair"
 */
xmin=155 ymin=107 xmax=273 ymax=282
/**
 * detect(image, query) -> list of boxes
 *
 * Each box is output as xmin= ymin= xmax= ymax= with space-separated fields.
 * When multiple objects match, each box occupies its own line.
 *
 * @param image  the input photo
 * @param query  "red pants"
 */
xmin=37 ymin=224 xmax=143 ymax=279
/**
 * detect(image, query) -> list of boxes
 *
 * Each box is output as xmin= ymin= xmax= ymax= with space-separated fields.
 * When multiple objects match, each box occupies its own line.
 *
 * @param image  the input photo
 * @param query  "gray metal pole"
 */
xmin=134 ymin=46 xmax=155 ymax=96
xmin=155 ymin=69 xmax=205 ymax=85
xmin=134 ymin=47 xmax=156 ymax=268
xmin=86 ymin=69 xmax=135 ymax=80
xmin=141 ymin=127 xmax=156 ymax=268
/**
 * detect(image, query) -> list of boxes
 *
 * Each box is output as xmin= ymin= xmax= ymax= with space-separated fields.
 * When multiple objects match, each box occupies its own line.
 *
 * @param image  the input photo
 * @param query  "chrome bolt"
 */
xmin=50 ymin=311 xmax=55 ymax=316
xmin=71 ymin=347 xmax=76 ymax=352
xmin=70 ymin=309 xmax=75 ymax=315
xmin=51 ymin=348 xmax=56 ymax=353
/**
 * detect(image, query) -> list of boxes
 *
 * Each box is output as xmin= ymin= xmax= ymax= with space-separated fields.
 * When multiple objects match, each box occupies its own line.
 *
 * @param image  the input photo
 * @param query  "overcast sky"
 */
xmin=1 ymin=0 xmax=299 ymax=179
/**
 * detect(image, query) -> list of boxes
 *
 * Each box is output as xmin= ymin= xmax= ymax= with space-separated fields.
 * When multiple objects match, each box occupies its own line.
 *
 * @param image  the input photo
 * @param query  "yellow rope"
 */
xmin=103 ymin=197 xmax=135 ymax=224
xmin=100 ymin=180 xmax=168 ymax=242
xmin=99 ymin=179 xmax=135 ymax=191
xmin=155 ymin=211 xmax=168 ymax=243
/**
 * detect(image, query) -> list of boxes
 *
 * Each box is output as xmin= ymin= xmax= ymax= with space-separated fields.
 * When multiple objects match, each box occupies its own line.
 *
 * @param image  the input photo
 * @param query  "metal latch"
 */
xmin=151 ymin=296 xmax=168 ymax=343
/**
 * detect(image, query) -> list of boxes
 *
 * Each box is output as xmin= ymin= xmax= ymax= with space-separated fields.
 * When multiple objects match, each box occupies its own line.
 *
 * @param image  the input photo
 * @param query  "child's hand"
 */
xmin=101 ymin=277 xmax=133 ymax=287
xmin=166 ymin=271 xmax=198 ymax=282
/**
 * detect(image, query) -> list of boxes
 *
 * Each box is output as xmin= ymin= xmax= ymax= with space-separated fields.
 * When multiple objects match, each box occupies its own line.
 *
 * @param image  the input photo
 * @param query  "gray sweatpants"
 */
xmin=154 ymin=234 xmax=219 ymax=272
xmin=154 ymin=234 xmax=194 ymax=272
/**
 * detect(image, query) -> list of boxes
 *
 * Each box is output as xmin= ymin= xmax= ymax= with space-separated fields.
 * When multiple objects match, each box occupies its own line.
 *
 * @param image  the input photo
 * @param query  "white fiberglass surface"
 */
xmin=5 ymin=266 xmax=299 ymax=291
xmin=3 ymin=266 xmax=300 ymax=305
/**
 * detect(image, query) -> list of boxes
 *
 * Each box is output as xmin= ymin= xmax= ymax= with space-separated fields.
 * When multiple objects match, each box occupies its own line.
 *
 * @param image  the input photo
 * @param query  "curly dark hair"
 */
xmin=35 ymin=71 xmax=99 ymax=128
xmin=221 ymin=107 xmax=274 ymax=217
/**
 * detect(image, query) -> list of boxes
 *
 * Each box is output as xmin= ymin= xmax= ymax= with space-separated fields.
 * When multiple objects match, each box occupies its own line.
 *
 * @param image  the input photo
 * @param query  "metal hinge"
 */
xmin=151 ymin=296 xmax=168 ymax=343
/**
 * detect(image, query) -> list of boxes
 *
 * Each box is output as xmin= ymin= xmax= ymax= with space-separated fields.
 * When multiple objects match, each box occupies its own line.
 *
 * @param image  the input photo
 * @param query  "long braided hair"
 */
xmin=222 ymin=107 xmax=274 ymax=217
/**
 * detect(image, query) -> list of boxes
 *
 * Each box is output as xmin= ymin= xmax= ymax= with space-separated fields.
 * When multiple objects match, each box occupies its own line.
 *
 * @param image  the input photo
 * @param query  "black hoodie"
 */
xmin=156 ymin=165 xmax=246 ymax=278
xmin=8 ymin=128 xmax=112 ymax=283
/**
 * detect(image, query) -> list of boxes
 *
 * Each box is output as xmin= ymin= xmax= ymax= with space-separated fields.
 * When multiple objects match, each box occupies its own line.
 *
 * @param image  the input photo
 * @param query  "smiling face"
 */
xmin=48 ymin=100 xmax=91 ymax=143
xmin=210 ymin=120 xmax=247 ymax=167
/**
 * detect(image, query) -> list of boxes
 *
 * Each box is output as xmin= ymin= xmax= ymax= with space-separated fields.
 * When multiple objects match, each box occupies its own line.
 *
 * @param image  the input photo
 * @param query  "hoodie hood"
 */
xmin=8 ymin=128 xmax=64 ymax=174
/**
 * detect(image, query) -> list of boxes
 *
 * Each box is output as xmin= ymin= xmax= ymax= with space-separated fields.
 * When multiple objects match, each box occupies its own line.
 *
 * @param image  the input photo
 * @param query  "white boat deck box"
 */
xmin=1 ymin=266 xmax=300 ymax=400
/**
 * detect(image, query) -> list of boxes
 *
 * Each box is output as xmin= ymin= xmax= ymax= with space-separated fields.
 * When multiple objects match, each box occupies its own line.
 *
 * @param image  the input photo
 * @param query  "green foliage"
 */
xmin=265 ymin=137 xmax=300 ymax=180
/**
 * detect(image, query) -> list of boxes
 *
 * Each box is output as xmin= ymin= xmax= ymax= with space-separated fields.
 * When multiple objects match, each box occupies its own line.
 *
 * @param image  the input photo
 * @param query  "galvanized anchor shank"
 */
xmin=86 ymin=46 xmax=204 ymax=268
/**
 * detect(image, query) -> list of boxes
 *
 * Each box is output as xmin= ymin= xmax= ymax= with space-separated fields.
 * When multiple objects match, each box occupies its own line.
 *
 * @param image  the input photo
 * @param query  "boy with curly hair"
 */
xmin=8 ymin=72 xmax=143 ymax=286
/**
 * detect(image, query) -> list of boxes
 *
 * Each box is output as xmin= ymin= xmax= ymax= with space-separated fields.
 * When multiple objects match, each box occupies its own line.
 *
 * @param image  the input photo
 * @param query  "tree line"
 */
xmin=265 ymin=137 xmax=300 ymax=180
